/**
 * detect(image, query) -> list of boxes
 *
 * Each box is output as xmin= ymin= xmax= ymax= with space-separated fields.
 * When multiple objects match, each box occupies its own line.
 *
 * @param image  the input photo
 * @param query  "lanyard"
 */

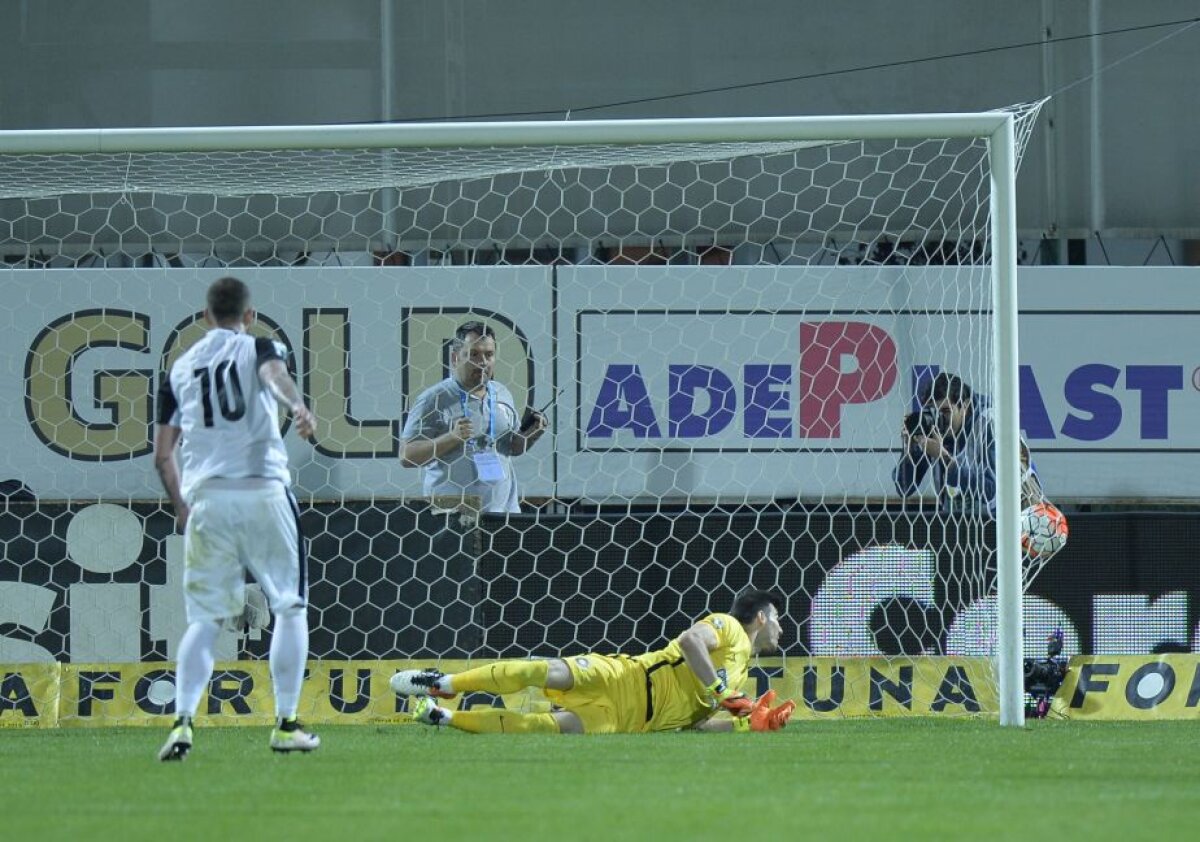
xmin=458 ymin=381 xmax=496 ymax=444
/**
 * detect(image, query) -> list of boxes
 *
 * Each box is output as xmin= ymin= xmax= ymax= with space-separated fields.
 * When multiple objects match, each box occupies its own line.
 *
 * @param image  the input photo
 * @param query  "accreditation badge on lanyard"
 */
xmin=461 ymin=383 xmax=505 ymax=484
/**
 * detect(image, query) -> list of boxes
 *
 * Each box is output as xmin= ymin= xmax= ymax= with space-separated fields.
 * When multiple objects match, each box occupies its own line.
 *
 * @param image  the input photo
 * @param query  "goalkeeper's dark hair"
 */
xmin=730 ymin=589 xmax=783 ymax=625
xmin=206 ymin=276 xmax=250 ymax=323
xmin=926 ymin=372 xmax=971 ymax=406
xmin=452 ymin=320 xmax=496 ymax=350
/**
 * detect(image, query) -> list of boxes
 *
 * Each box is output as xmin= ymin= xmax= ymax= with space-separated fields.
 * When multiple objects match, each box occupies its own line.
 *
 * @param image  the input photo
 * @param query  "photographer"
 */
xmin=893 ymin=372 xmax=1043 ymax=516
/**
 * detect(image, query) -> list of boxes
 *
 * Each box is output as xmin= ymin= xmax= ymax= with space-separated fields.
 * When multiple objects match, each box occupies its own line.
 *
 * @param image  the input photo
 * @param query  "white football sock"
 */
xmin=174 ymin=620 xmax=221 ymax=718
xmin=270 ymin=611 xmax=309 ymax=720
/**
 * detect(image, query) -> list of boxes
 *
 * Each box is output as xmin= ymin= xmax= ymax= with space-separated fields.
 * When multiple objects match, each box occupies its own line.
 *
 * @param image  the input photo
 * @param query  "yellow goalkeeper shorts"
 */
xmin=544 ymin=654 xmax=648 ymax=734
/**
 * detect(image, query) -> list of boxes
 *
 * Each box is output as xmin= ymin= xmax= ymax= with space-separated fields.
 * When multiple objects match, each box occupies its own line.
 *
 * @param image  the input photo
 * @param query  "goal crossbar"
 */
xmin=0 ymin=113 xmax=1013 ymax=155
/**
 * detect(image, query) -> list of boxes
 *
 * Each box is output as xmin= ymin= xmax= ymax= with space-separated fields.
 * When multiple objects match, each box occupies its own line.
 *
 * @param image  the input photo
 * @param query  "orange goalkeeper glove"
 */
xmin=706 ymin=678 xmax=753 ymax=717
xmin=749 ymin=690 xmax=797 ymax=732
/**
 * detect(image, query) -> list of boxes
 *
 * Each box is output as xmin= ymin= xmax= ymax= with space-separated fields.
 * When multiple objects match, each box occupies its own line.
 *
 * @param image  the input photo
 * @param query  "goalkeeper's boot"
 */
xmin=390 ymin=668 xmax=456 ymax=699
xmin=270 ymin=717 xmax=321 ymax=753
xmin=158 ymin=716 xmax=193 ymax=762
xmin=411 ymin=696 xmax=450 ymax=727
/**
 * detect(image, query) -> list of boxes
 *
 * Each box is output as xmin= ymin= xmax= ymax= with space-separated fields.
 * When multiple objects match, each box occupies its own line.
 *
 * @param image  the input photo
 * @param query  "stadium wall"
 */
xmin=3 ymin=2 xmax=1197 ymax=237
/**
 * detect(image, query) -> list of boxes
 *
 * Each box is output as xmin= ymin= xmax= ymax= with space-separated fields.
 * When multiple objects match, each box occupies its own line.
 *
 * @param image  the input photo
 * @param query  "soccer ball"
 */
xmin=1021 ymin=503 xmax=1068 ymax=559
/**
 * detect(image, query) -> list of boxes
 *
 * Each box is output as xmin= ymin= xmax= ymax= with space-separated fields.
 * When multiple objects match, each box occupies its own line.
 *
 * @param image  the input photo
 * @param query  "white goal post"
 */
xmin=0 ymin=107 xmax=1040 ymax=727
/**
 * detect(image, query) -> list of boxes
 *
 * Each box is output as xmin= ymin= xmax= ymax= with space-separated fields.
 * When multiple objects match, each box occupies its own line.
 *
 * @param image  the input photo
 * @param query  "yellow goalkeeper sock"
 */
xmin=450 ymin=708 xmax=560 ymax=734
xmin=449 ymin=660 xmax=549 ymax=695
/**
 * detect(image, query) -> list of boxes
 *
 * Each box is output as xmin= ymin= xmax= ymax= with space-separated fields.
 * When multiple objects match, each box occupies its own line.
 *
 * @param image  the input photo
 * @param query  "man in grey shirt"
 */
xmin=401 ymin=321 xmax=547 ymax=513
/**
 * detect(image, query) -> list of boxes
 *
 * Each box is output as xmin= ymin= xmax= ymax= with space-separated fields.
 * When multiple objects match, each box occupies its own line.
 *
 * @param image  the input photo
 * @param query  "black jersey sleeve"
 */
xmin=156 ymin=375 xmax=178 ymax=425
xmin=254 ymin=336 xmax=286 ymax=368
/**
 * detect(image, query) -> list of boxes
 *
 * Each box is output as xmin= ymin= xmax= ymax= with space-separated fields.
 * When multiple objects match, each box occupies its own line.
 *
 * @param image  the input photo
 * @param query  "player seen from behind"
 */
xmin=154 ymin=276 xmax=320 ymax=761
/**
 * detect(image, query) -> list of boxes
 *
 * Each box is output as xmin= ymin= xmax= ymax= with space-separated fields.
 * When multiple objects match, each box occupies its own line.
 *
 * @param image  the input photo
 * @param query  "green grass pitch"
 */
xmin=2 ymin=719 xmax=1197 ymax=840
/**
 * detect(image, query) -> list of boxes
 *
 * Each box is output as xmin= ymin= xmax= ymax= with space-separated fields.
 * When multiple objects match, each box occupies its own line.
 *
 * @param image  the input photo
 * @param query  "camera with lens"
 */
xmin=904 ymin=405 xmax=944 ymax=438
xmin=1023 ymin=628 xmax=1068 ymax=718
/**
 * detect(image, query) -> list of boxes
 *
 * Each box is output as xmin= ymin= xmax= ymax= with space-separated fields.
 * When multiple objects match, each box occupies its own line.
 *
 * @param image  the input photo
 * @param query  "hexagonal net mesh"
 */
xmin=0 ymin=104 xmax=1048 ymax=724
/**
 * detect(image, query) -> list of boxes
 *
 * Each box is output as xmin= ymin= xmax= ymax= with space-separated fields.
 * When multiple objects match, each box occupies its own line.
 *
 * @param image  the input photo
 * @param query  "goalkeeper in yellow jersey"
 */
xmin=391 ymin=589 xmax=795 ymax=734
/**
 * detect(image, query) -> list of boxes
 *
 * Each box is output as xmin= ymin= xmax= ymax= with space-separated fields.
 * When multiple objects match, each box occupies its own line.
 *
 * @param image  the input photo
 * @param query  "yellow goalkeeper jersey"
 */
xmin=631 ymin=612 xmax=752 ymax=732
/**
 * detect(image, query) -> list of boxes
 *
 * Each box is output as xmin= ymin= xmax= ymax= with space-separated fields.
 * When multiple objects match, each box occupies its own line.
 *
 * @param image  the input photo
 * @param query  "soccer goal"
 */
xmin=0 ymin=104 xmax=1043 ymax=727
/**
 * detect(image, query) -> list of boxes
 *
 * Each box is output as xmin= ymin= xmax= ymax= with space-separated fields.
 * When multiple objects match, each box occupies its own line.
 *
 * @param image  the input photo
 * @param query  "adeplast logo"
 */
xmin=1020 ymin=363 xmax=1183 ymax=442
xmin=585 ymin=321 xmax=898 ymax=443
xmin=581 ymin=317 xmax=1190 ymax=449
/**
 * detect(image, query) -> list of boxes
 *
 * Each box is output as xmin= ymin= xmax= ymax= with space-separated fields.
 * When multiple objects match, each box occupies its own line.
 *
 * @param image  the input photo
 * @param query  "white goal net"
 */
xmin=0 ymin=104 xmax=1044 ymax=727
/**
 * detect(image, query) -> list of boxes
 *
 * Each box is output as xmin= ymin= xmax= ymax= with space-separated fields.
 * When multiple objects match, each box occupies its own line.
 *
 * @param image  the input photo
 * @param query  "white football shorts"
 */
xmin=183 ymin=479 xmax=306 ymax=623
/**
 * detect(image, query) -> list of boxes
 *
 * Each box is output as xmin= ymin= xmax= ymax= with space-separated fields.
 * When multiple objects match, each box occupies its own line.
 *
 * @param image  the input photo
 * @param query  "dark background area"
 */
xmin=3 ymin=502 xmax=1197 ymax=661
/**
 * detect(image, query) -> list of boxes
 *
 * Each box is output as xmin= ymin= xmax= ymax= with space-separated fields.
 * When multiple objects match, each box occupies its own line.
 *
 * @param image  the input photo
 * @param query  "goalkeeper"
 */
xmin=391 ymin=589 xmax=796 ymax=734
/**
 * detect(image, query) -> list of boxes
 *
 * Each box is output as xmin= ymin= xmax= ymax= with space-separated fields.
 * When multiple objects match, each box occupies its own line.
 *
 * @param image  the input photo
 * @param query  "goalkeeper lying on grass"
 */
xmin=392 ymin=589 xmax=796 ymax=734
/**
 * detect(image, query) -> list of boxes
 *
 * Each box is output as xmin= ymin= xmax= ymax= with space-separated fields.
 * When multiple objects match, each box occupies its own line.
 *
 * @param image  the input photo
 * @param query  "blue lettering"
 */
xmin=1061 ymin=364 xmax=1121 ymax=441
xmin=669 ymin=365 xmax=735 ymax=437
xmin=744 ymin=365 xmax=792 ymax=438
xmin=1018 ymin=365 xmax=1055 ymax=439
xmin=1125 ymin=365 xmax=1182 ymax=440
xmin=586 ymin=364 xmax=662 ymax=438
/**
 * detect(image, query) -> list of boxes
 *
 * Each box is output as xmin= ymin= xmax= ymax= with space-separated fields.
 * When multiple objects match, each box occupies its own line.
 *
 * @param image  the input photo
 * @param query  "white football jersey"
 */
xmin=158 ymin=328 xmax=291 ymax=500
